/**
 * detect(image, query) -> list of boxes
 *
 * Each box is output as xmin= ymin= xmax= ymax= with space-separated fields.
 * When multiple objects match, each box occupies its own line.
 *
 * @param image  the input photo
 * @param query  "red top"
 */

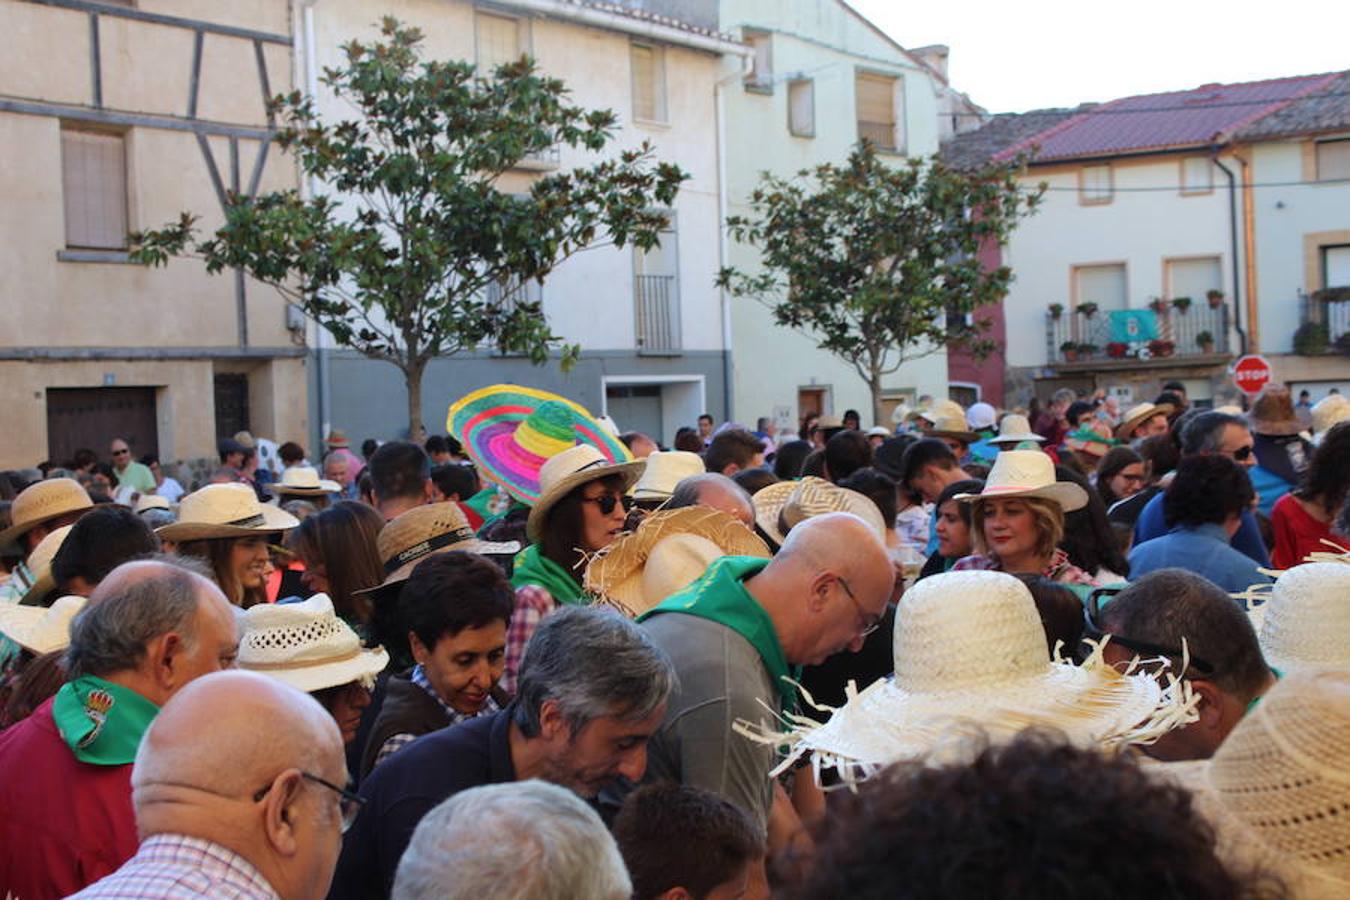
xmin=0 ymin=698 xmax=139 ymax=900
xmin=1270 ymin=492 xmax=1349 ymax=569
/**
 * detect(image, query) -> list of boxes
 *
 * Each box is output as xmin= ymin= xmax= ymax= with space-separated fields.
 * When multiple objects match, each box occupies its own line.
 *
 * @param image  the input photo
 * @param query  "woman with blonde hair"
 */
xmin=287 ymin=500 xmax=385 ymax=633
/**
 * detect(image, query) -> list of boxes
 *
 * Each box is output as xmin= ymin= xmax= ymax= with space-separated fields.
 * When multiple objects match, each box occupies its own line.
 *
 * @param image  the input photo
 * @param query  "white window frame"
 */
xmin=630 ymin=42 xmax=668 ymax=124
xmin=788 ymin=79 xmax=815 ymax=137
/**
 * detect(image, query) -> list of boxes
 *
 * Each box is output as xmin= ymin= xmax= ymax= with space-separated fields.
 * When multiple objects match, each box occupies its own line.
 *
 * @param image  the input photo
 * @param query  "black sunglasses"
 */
xmin=253 ymin=772 xmax=365 ymax=833
xmin=1230 ymin=445 xmax=1254 ymax=462
xmin=580 ymin=491 xmax=633 ymax=516
xmin=1082 ymin=587 xmax=1216 ymax=675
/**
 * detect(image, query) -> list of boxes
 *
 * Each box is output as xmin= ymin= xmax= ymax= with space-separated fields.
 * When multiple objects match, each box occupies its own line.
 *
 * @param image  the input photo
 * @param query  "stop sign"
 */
xmin=1232 ymin=354 xmax=1273 ymax=395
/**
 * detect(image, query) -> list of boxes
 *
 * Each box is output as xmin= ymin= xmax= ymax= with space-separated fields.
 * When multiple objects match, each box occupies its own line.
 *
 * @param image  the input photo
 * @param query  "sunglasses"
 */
xmin=111 ymin=448 xmax=130 ymax=456
xmin=580 ymin=491 xmax=633 ymax=516
xmin=1229 ymin=445 xmax=1254 ymax=462
xmin=1082 ymin=587 xmax=1216 ymax=675
xmin=253 ymin=772 xmax=365 ymax=833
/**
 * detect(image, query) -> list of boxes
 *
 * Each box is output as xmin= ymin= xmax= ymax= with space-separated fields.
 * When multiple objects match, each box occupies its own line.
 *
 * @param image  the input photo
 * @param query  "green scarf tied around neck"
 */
xmin=511 ymin=543 xmax=585 ymax=604
xmin=52 ymin=675 xmax=160 ymax=766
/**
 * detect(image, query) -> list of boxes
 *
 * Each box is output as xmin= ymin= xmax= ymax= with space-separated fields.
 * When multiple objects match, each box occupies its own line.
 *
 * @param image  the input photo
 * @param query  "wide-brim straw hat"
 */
xmin=753 ymin=477 xmax=886 ymax=547
xmin=134 ymin=494 xmax=172 ymax=514
xmin=987 ymin=413 xmax=1044 ymax=445
xmin=238 ymin=593 xmax=388 ymax=693
xmin=750 ymin=570 xmax=1195 ymax=782
xmin=447 ymin=384 xmax=634 ymax=506
xmin=357 ymin=502 xmax=521 ymax=597
xmin=1156 ymin=671 xmax=1350 ymax=899
xmin=1243 ymin=562 xmax=1350 ymax=673
xmin=156 ymin=483 xmax=299 ymax=541
xmin=270 ymin=465 xmax=342 ymax=497
xmin=0 ymin=478 xmax=92 ymax=546
xmin=1114 ymin=402 xmax=1174 ymax=441
xmin=954 ymin=449 xmax=1088 ymax=511
xmin=585 ymin=507 xmax=769 ymax=617
xmin=0 ymin=594 xmax=88 ymax=654
xmin=1247 ymin=386 xmax=1303 ymax=437
xmin=923 ymin=413 xmax=976 ymax=444
xmin=23 ymin=524 xmax=73 ymax=603
xmin=526 ymin=444 xmax=645 ymax=544
xmin=1310 ymin=394 xmax=1350 ymax=440
xmin=631 ymin=451 xmax=705 ymax=502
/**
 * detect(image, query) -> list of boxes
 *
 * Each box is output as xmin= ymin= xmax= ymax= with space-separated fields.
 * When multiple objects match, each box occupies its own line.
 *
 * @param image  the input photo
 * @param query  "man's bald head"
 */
xmin=778 ymin=512 xmax=890 ymax=580
xmin=669 ymin=473 xmax=755 ymax=528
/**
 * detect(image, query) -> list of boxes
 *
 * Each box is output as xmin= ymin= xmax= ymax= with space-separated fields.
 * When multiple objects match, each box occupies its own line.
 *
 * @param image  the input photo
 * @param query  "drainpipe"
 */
xmin=299 ymin=0 xmax=330 ymax=446
xmin=1211 ymin=149 xmax=1248 ymax=357
xmin=714 ymin=54 xmax=754 ymax=422
xmin=1237 ymin=150 xmax=1260 ymax=352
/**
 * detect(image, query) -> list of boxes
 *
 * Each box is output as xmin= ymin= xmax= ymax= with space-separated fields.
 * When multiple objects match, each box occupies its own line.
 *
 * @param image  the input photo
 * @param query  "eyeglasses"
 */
xmin=1228 ymin=445 xmax=1254 ymax=462
xmin=253 ymin=772 xmax=366 ymax=833
xmin=1082 ymin=587 xmax=1216 ymax=675
xmin=111 ymin=448 xmax=130 ymax=457
xmin=580 ymin=491 xmax=633 ymax=516
xmin=836 ymin=575 xmax=881 ymax=638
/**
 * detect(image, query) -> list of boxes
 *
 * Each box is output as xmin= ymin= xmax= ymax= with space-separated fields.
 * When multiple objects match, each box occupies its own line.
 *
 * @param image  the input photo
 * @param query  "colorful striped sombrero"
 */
xmin=447 ymin=384 xmax=633 ymax=506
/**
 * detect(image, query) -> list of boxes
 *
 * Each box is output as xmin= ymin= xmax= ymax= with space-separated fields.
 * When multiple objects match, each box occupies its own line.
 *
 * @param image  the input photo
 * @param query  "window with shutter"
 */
xmin=1079 ymin=164 xmax=1113 ymax=204
xmin=631 ymin=43 xmax=666 ymax=123
xmin=61 ymin=127 xmax=129 ymax=250
xmin=855 ymin=73 xmax=897 ymax=150
xmin=1180 ymin=157 xmax=1212 ymax=194
xmin=788 ymin=79 xmax=814 ymax=137
xmin=744 ymin=30 xmax=772 ymax=92
xmin=476 ymin=12 xmax=522 ymax=74
xmin=1324 ymin=245 xmax=1350 ymax=289
xmin=1315 ymin=139 xmax=1350 ymax=182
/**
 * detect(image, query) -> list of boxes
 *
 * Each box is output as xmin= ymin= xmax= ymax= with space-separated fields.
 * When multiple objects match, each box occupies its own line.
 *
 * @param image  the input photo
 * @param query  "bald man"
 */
xmin=0 ymin=560 xmax=238 ymax=900
xmin=668 ymin=473 xmax=756 ymax=529
xmin=633 ymin=513 xmax=893 ymax=840
xmin=73 ymin=670 xmax=347 ymax=899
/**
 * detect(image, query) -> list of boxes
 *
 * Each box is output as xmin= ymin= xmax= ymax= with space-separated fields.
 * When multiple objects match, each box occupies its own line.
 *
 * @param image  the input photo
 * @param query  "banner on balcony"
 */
xmin=1108 ymin=310 xmax=1159 ymax=343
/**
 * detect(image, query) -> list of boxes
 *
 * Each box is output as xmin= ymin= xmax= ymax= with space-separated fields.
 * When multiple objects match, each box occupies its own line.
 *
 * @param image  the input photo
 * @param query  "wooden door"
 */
xmin=46 ymin=387 xmax=158 ymax=465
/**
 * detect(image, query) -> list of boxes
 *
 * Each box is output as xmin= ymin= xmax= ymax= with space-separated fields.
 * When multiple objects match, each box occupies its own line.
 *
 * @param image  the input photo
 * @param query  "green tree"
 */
xmin=717 ymin=143 xmax=1043 ymax=424
xmin=132 ymin=17 xmax=686 ymax=439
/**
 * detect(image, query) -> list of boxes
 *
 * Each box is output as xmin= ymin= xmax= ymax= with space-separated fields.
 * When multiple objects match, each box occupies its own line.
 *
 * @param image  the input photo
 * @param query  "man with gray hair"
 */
xmin=669 ymin=472 xmax=756 ymax=528
xmin=72 ymin=670 xmax=347 ymax=899
xmin=0 ymin=559 xmax=238 ymax=900
xmin=392 ymin=781 xmax=631 ymax=900
xmin=331 ymin=606 xmax=675 ymax=900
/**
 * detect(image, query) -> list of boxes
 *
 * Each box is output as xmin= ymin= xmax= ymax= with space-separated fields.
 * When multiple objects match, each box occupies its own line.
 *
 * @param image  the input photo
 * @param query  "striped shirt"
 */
xmin=371 ymin=664 xmax=500 ymax=768
xmin=69 ymin=834 xmax=278 ymax=899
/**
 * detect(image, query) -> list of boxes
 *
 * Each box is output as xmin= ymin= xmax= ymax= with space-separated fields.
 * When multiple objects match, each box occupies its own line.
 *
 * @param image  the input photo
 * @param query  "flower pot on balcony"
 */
xmin=1060 ymin=341 xmax=1079 ymax=362
xmin=1048 ymin=303 xmax=1064 ymax=320
xmin=1196 ymin=331 xmax=1215 ymax=354
xmin=1149 ymin=298 xmax=1168 ymax=314
xmin=1206 ymin=290 xmax=1225 ymax=309
xmin=1077 ymin=343 xmax=1099 ymax=360
xmin=1172 ymin=296 xmax=1192 ymax=314
xmin=1076 ymin=302 xmax=1099 ymax=318
xmin=1106 ymin=342 xmax=1129 ymax=359
xmin=1147 ymin=339 xmax=1175 ymax=358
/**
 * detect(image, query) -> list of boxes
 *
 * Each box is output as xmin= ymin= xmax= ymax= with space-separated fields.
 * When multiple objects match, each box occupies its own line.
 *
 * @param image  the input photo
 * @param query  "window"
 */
xmin=475 ymin=11 xmax=524 ymax=74
xmin=788 ymin=79 xmax=814 ymax=137
xmin=61 ymin=126 xmax=128 ymax=250
xmin=744 ymin=29 xmax=772 ymax=92
xmin=1073 ymin=263 xmax=1127 ymax=311
xmin=634 ymin=215 xmax=679 ymax=352
xmin=1324 ymin=245 xmax=1350 ymax=289
xmin=630 ymin=43 xmax=667 ymax=123
xmin=1315 ymin=139 xmax=1350 ymax=182
xmin=1166 ymin=257 xmax=1221 ymax=300
xmin=1180 ymin=157 xmax=1213 ymax=194
xmin=485 ymin=275 xmax=541 ymax=314
xmin=1079 ymin=165 xmax=1113 ymax=204
xmin=856 ymin=72 xmax=901 ymax=151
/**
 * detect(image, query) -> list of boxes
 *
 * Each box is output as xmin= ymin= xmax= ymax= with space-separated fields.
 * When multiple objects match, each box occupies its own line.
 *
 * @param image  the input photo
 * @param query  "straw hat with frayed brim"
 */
xmin=585 ymin=507 xmax=769 ymax=617
xmin=954 ymin=449 xmax=1088 ymax=511
xmin=987 ymin=414 xmax=1044 ymax=445
xmin=0 ymin=594 xmax=88 ymax=654
xmin=269 ymin=466 xmax=342 ymax=498
xmin=742 ymin=570 xmax=1196 ymax=783
xmin=1242 ymin=562 xmax=1350 ymax=673
xmin=526 ymin=445 xmax=645 ymax=544
xmin=923 ymin=414 xmax=976 ymax=445
xmin=238 ymin=593 xmax=389 ymax=693
xmin=1114 ymin=402 xmax=1174 ymax=441
xmin=0 ymin=478 xmax=92 ymax=546
xmin=631 ymin=451 xmax=705 ymax=502
xmin=357 ymin=502 xmax=521 ymax=598
xmin=22 ymin=525 xmax=73 ymax=604
xmin=156 ymin=483 xmax=299 ymax=542
xmin=1156 ymin=671 xmax=1350 ymax=899
xmin=753 ymin=476 xmax=887 ymax=547
xmin=1247 ymin=386 xmax=1303 ymax=437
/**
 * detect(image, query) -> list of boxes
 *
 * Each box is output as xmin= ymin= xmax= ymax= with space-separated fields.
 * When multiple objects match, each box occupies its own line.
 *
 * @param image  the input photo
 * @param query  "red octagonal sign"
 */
xmin=1232 ymin=354 xmax=1273 ymax=395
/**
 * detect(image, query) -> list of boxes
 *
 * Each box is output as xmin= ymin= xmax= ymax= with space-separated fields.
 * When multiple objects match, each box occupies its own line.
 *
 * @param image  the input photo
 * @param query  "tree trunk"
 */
xmin=869 ymin=368 xmax=887 ymax=431
xmin=403 ymin=357 xmax=429 ymax=442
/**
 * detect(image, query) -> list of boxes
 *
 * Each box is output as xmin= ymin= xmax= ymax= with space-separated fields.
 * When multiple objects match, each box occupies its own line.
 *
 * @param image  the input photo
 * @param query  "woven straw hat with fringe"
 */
xmin=357 ymin=502 xmax=520 ymax=598
xmin=156 ymin=483 xmax=298 ymax=542
xmin=1158 ymin=671 xmax=1350 ymax=900
xmin=585 ymin=507 xmax=770 ymax=617
xmin=1243 ymin=562 xmax=1350 ymax=673
xmin=270 ymin=465 xmax=341 ymax=498
xmin=0 ymin=594 xmax=88 ymax=655
xmin=0 ymin=478 xmax=92 ymax=546
xmin=631 ymin=451 xmax=705 ymax=502
xmin=1114 ymin=402 xmax=1173 ymax=441
xmin=748 ymin=570 xmax=1196 ymax=783
xmin=238 ymin=593 xmax=388 ymax=693
xmin=753 ymin=477 xmax=886 ymax=546
xmin=22 ymin=524 xmax=73 ymax=604
xmin=954 ymin=449 xmax=1088 ymax=512
xmin=987 ymin=413 xmax=1045 ymax=446
xmin=525 ymin=444 xmax=645 ymax=544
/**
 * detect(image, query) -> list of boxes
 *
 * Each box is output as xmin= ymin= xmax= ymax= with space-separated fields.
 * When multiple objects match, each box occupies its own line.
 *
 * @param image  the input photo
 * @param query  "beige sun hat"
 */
xmin=1114 ymin=402 xmax=1174 ymax=441
xmin=753 ymin=477 xmax=886 ymax=546
xmin=954 ymin=449 xmax=1088 ymax=511
xmin=1310 ymin=394 xmax=1350 ymax=443
xmin=923 ymin=413 xmax=976 ymax=445
xmin=155 ymin=483 xmax=299 ymax=542
xmin=0 ymin=594 xmax=88 ymax=654
xmin=0 ymin=478 xmax=92 ymax=546
xmin=357 ymin=502 xmax=520 ymax=597
xmin=915 ymin=399 xmax=965 ymax=425
xmin=987 ymin=413 xmax=1045 ymax=445
xmin=22 ymin=524 xmax=73 ymax=604
xmin=753 ymin=570 xmax=1196 ymax=782
xmin=630 ymin=451 xmax=705 ymax=502
xmin=1157 ymin=671 xmax=1350 ymax=899
xmin=525 ymin=444 xmax=646 ymax=543
xmin=270 ymin=465 xmax=342 ymax=498
xmin=1244 ymin=562 xmax=1350 ymax=673
xmin=238 ymin=593 xmax=389 ymax=693
xmin=585 ymin=507 xmax=770 ymax=617
xmin=134 ymin=494 xmax=172 ymax=514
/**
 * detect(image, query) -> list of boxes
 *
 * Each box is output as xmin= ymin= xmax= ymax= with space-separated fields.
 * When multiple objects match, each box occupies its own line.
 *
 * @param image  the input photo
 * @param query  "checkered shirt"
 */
xmin=69 ymin=834 xmax=279 ymax=899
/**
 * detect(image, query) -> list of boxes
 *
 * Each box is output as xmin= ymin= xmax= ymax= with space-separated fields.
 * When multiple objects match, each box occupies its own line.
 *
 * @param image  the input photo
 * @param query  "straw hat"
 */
xmin=753 ymin=476 xmax=887 ymax=547
xmin=1247 ymin=386 xmax=1303 ymax=437
xmin=1245 ymin=562 xmax=1350 ymax=673
xmin=814 ymin=414 xmax=844 ymax=431
xmin=526 ymin=445 xmax=646 ymax=543
xmin=1310 ymin=394 xmax=1350 ymax=441
xmin=0 ymin=594 xmax=88 ymax=654
xmin=1159 ymin=671 xmax=1350 ymax=899
xmin=954 ymin=449 xmax=1088 ymax=511
xmin=585 ymin=507 xmax=769 ymax=617
xmin=0 ymin=478 xmax=92 ymax=546
xmin=759 ymin=570 xmax=1195 ymax=780
xmin=865 ymin=426 xmax=892 ymax=439
xmin=966 ymin=402 xmax=998 ymax=431
xmin=447 ymin=384 xmax=634 ymax=506
xmin=358 ymin=502 xmax=520 ymax=597
xmin=155 ymin=483 xmax=299 ymax=542
xmin=915 ymin=400 xmax=965 ymax=425
xmin=270 ymin=466 xmax=341 ymax=498
xmin=924 ymin=414 xmax=976 ymax=445
xmin=23 ymin=524 xmax=72 ymax=603
xmin=134 ymin=494 xmax=172 ymax=514
xmin=987 ymin=414 xmax=1044 ymax=445
xmin=1114 ymin=402 xmax=1173 ymax=441
xmin=238 ymin=593 xmax=388 ymax=693
xmin=631 ymin=451 xmax=705 ymax=502
xmin=325 ymin=429 xmax=350 ymax=449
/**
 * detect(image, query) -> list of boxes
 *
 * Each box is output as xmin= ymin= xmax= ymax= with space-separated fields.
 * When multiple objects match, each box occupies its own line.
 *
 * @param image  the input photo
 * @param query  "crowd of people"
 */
xmin=0 ymin=378 xmax=1347 ymax=899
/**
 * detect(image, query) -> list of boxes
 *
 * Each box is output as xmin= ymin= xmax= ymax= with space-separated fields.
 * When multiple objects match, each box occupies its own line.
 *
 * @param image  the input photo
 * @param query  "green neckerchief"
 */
xmin=466 ymin=486 xmax=524 ymax=527
xmin=511 ymin=543 xmax=584 ymax=604
xmin=52 ymin=675 xmax=159 ymax=766
xmin=640 ymin=556 xmax=796 ymax=714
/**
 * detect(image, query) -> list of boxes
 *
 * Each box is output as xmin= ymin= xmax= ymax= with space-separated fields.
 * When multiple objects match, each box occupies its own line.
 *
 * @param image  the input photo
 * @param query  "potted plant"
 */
xmin=1149 ymin=297 xmax=1169 ymax=314
xmin=1048 ymin=302 xmax=1064 ymax=319
xmin=1172 ymin=296 xmax=1192 ymax=313
xmin=1076 ymin=302 xmax=1099 ymax=318
xmin=1106 ymin=341 xmax=1129 ymax=359
xmin=1060 ymin=340 xmax=1079 ymax=362
xmin=1077 ymin=342 xmax=1099 ymax=359
xmin=1206 ymin=289 xmax=1225 ymax=309
xmin=1148 ymin=338 xmax=1175 ymax=358
xmin=1196 ymin=331 xmax=1215 ymax=353
xmin=1293 ymin=321 xmax=1329 ymax=356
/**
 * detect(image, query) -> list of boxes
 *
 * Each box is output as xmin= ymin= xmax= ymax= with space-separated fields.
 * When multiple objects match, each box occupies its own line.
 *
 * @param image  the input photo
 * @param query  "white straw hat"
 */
xmin=134 ymin=494 xmax=172 ymax=513
xmin=630 ymin=451 xmax=705 ymax=502
xmin=1310 ymin=394 xmax=1350 ymax=442
xmin=953 ymin=449 xmax=1087 ymax=511
xmin=23 ymin=524 xmax=73 ymax=602
xmin=584 ymin=507 xmax=769 ymax=617
xmin=156 ymin=483 xmax=299 ymax=541
xmin=752 ymin=477 xmax=886 ymax=546
xmin=270 ymin=466 xmax=342 ymax=497
xmin=525 ymin=444 xmax=646 ymax=543
xmin=237 ymin=593 xmax=389 ymax=693
xmin=1245 ymin=562 xmax=1350 ymax=673
xmin=753 ymin=570 xmax=1195 ymax=781
xmin=0 ymin=478 xmax=92 ymax=546
xmin=0 ymin=594 xmax=88 ymax=654
xmin=987 ymin=414 xmax=1044 ymax=445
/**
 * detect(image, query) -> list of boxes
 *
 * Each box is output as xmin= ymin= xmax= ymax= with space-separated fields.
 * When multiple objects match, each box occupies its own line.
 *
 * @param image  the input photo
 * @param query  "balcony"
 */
xmin=634 ymin=274 xmax=680 ymax=355
xmin=512 ymin=144 xmax=561 ymax=172
xmin=1045 ymin=301 xmax=1231 ymax=368
xmin=1295 ymin=288 xmax=1350 ymax=355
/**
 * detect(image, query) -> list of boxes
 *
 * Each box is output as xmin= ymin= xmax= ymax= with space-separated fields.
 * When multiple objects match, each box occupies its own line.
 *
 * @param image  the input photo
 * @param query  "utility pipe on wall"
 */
xmin=1212 ymin=150 xmax=1248 ymax=357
